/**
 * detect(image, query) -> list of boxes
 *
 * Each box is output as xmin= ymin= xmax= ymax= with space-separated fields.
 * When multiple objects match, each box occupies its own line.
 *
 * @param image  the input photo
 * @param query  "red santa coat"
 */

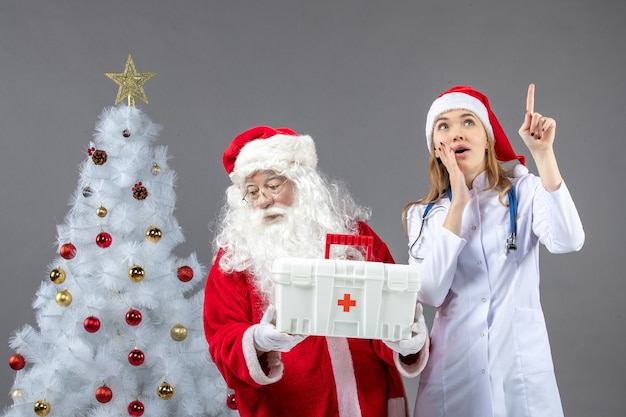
xmin=203 ymin=222 xmax=428 ymax=417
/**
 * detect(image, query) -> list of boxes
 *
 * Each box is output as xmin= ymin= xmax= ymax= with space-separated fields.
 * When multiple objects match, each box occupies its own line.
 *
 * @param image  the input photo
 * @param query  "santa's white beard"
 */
xmin=217 ymin=196 xmax=362 ymax=304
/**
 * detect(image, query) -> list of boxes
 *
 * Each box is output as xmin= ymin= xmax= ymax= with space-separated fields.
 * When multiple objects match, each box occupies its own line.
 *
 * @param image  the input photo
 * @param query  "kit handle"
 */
xmin=324 ymin=233 xmax=373 ymax=261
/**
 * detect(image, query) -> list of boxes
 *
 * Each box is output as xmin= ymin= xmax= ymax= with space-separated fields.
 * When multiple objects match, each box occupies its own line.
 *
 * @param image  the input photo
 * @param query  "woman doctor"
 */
xmin=403 ymin=84 xmax=584 ymax=417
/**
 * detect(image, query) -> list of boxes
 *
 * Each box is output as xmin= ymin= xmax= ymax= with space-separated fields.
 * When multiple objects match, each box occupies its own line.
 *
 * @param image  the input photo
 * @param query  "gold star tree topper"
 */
xmin=105 ymin=54 xmax=156 ymax=106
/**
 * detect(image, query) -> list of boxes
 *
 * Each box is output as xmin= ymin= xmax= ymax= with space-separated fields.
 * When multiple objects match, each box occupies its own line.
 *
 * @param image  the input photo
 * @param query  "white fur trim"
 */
xmin=230 ymin=134 xmax=317 ymax=183
xmin=425 ymin=92 xmax=493 ymax=152
xmin=326 ymin=337 xmax=362 ymax=417
xmin=513 ymin=163 xmax=529 ymax=177
xmin=243 ymin=325 xmax=283 ymax=385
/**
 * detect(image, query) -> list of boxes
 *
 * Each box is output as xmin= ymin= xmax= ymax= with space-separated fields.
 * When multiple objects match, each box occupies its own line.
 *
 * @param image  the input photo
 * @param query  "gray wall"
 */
xmin=1 ymin=1 xmax=623 ymax=415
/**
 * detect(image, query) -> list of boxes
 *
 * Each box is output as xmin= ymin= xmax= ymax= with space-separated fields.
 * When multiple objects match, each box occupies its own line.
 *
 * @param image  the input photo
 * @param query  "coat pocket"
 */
xmin=514 ymin=307 xmax=555 ymax=375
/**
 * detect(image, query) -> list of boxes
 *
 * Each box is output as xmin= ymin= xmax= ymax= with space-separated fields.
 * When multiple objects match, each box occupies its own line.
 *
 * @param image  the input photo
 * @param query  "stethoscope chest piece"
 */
xmin=506 ymin=234 xmax=517 ymax=252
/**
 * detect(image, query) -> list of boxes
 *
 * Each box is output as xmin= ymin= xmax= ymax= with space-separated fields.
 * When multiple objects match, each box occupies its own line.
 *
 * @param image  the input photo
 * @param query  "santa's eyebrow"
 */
xmin=245 ymin=174 xmax=285 ymax=187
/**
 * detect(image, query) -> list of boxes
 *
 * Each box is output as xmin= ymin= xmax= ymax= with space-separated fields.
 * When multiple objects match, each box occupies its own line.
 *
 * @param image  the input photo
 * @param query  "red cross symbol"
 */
xmin=338 ymin=293 xmax=357 ymax=312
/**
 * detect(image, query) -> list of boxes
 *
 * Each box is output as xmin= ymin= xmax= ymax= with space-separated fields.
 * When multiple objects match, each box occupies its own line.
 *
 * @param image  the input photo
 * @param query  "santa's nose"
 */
xmin=255 ymin=192 xmax=274 ymax=208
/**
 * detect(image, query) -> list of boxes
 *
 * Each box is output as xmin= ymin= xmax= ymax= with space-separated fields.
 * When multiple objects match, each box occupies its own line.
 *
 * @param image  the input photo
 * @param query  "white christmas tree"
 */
xmin=3 ymin=56 xmax=235 ymax=417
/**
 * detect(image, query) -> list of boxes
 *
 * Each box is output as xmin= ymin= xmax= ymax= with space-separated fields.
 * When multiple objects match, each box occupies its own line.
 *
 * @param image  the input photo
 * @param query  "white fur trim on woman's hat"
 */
xmin=425 ymin=92 xmax=492 ymax=152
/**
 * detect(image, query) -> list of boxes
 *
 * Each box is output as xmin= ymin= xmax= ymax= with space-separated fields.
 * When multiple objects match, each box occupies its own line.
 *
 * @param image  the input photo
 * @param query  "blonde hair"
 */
xmin=401 ymin=131 xmax=513 ymax=235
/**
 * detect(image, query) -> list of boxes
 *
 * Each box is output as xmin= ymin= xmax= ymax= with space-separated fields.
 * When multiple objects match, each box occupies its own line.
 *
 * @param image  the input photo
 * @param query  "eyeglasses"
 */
xmin=242 ymin=178 xmax=290 ymax=204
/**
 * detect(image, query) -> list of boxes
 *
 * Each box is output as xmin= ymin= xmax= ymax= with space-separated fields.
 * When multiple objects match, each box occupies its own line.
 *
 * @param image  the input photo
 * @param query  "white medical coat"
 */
xmin=406 ymin=171 xmax=584 ymax=417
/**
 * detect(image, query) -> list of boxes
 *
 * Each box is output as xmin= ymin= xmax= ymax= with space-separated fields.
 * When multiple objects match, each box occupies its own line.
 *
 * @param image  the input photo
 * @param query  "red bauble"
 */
xmin=226 ymin=393 xmax=237 ymax=410
xmin=128 ymin=349 xmax=144 ymax=366
xmin=177 ymin=266 xmax=194 ymax=282
xmin=8 ymin=354 xmax=25 ymax=371
xmin=125 ymin=309 xmax=142 ymax=326
xmin=59 ymin=243 xmax=76 ymax=259
xmin=83 ymin=316 xmax=101 ymax=333
xmin=95 ymin=232 xmax=112 ymax=248
xmin=95 ymin=385 xmax=113 ymax=403
xmin=128 ymin=400 xmax=144 ymax=416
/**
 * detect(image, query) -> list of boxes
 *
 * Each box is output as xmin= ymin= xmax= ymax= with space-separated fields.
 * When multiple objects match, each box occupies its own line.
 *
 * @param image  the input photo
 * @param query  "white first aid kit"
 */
xmin=271 ymin=234 xmax=421 ymax=341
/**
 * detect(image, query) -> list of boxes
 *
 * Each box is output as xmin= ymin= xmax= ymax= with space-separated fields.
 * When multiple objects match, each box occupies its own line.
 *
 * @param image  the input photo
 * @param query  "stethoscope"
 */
xmin=409 ymin=185 xmax=518 ymax=258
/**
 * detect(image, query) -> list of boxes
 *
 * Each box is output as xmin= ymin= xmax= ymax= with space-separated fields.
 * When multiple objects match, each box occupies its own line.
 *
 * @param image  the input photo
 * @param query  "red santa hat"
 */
xmin=222 ymin=125 xmax=318 ymax=183
xmin=425 ymin=85 xmax=526 ymax=166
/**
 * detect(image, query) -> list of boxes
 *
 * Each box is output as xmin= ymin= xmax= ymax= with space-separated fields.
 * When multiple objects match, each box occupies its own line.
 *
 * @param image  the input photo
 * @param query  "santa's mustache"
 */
xmin=248 ymin=205 xmax=290 ymax=225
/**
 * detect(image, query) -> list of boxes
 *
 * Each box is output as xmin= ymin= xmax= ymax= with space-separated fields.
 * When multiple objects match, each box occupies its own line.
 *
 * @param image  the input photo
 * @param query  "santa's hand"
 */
xmin=253 ymin=305 xmax=306 ymax=353
xmin=384 ymin=303 xmax=427 ymax=356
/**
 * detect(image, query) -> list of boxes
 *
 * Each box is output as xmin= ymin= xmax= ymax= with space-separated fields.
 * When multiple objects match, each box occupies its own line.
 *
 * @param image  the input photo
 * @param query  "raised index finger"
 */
xmin=526 ymin=83 xmax=535 ymax=113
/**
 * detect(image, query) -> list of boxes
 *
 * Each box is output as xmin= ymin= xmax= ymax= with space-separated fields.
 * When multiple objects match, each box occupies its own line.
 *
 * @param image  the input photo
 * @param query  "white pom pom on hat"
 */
xmin=222 ymin=125 xmax=318 ymax=184
xmin=425 ymin=85 xmax=526 ymax=166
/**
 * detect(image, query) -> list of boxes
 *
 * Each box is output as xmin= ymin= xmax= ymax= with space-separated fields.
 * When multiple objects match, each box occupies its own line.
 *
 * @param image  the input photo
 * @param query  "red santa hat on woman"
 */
xmin=222 ymin=125 xmax=318 ymax=184
xmin=425 ymin=85 xmax=526 ymax=167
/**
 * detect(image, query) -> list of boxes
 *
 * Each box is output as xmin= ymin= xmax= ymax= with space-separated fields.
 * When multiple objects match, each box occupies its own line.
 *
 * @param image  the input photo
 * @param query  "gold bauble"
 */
xmin=49 ymin=267 xmax=66 ymax=284
xmin=11 ymin=388 xmax=24 ymax=403
xmin=96 ymin=205 xmax=108 ymax=218
xmin=55 ymin=289 xmax=72 ymax=307
xmin=151 ymin=162 xmax=161 ymax=176
xmin=34 ymin=399 xmax=51 ymax=416
xmin=146 ymin=226 xmax=162 ymax=243
xmin=128 ymin=265 xmax=145 ymax=282
xmin=170 ymin=324 xmax=187 ymax=341
xmin=157 ymin=381 xmax=174 ymax=400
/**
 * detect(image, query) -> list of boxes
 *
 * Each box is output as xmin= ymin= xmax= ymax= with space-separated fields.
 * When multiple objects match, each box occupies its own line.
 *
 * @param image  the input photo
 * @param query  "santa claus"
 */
xmin=203 ymin=125 xmax=429 ymax=417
